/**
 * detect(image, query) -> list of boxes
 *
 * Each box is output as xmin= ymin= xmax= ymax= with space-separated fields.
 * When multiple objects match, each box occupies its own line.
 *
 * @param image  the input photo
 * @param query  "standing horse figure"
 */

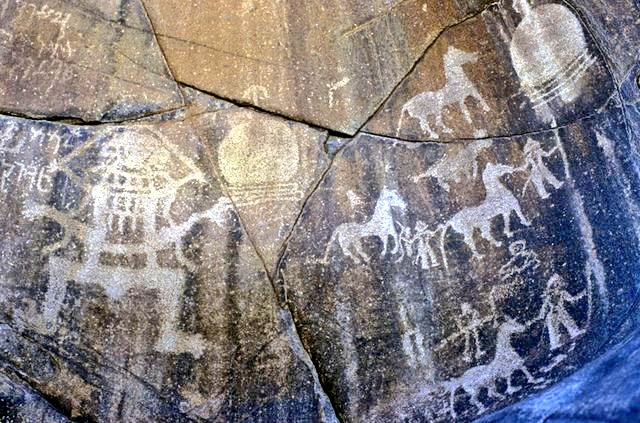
xmin=324 ymin=189 xmax=407 ymax=264
xmin=440 ymin=317 xmax=542 ymax=418
xmin=398 ymin=46 xmax=490 ymax=138
xmin=438 ymin=163 xmax=531 ymax=270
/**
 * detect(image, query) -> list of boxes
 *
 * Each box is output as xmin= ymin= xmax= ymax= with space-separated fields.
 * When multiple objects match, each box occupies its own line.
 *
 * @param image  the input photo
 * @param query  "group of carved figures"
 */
xmin=325 ymin=135 xmax=566 ymax=271
xmin=431 ymin=270 xmax=587 ymax=417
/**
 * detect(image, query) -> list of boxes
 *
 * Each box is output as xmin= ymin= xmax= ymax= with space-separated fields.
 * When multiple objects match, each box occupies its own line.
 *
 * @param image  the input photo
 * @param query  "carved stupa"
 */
xmin=509 ymin=0 xmax=596 ymax=108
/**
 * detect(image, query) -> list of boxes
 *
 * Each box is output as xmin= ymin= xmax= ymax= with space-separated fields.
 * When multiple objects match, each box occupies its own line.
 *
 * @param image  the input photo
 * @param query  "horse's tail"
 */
xmin=397 ymin=103 xmax=410 ymax=137
xmin=437 ymin=223 xmax=450 ymax=272
xmin=322 ymin=230 xmax=338 ymax=265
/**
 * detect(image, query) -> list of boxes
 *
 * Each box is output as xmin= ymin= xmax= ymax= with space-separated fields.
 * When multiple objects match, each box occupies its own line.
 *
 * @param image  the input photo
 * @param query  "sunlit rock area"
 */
xmin=0 ymin=0 xmax=639 ymax=421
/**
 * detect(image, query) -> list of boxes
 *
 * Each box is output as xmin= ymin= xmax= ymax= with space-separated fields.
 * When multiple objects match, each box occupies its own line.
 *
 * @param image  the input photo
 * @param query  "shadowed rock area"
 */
xmin=0 ymin=0 xmax=639 ymax=422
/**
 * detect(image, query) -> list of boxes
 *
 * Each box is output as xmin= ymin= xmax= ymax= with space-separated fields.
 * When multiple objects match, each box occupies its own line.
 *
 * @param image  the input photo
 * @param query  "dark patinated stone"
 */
xmin=365 ymin=0 xmax=615 ymax=141
xmin=478 ymin=325 xmax=640 ymax=422
xmin=277 ymin=100 xmax=640 ymax=421
xmin=0 ymin=116 xmax=336 ymax=421
xmin=0 ymin=1 xmax=639 ymax=422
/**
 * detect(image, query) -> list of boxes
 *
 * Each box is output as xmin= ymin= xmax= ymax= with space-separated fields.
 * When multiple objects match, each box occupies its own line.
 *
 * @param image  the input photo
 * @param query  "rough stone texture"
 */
xmin=0 ymin=370 xmax=69 ymax=423
xmin=478 ymin=325 xmax=640 ymax=422
xmin=142 ymin=0 xmax=493 ymax=134
xmin=365 ymin=0 xmax=615 ymax=141
xmin=277 ymin=98 xmax=640 ymax=421
xmin=0 ymin=1 xmax=639 ymax=422
xmin=196 ymin=107 xmax=329 ymax=277
xmin=0 ymin=0 xmax=183 ymax=121
xmin=0 ymin=116 xmax=335 ymax=421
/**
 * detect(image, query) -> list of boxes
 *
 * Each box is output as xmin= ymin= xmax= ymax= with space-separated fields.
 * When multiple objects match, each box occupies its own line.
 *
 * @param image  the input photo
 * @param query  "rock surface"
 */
xmin=0 ymin=0 xmax=639 ymax=422
xmin=0 ymin=0 xmax=183 ymax=121
xmin=142 ymin=0 xmax=493 ymax=134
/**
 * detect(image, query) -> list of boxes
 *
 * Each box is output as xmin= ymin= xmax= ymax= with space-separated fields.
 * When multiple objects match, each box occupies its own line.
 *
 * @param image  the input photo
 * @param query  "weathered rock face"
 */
xmin=0 ymin=0 xmax=183 ymax=121
xmin=0 ymin=117 xmax=335 ymax=421
xmin=366 ymin=0 xmax=616 ymax=141
xmin=278 ymin=100 xmax=640 ymax=420
xmin=142 ymin=0 xmax=493 ymax=134
xmin=0 ymin=0 xmax=639 ymax=422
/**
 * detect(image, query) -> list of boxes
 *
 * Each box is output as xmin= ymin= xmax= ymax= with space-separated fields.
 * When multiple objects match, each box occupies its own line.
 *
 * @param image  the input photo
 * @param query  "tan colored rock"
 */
xmin=142 ymin=0 xmax=493 ymax=134
xmin=0 ymin=0 xmax=183 ymax=121
xmin=195 ymin=107 xmax=328 ymax=276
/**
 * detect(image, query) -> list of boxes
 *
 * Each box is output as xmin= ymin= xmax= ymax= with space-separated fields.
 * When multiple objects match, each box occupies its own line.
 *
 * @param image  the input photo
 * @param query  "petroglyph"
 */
xmin=23 ymin=127 xmax=232 ymax=358
xmin=499 ymin=240 xmax=541 ymax=281
xmin=414 ymin=139 xmax=492 ymax=191
xmin=522 ymin=138 xmax=564 ymax=198
xmin=1 ymin=1 xmax=76 ymax=95
xmin=0 ymin=120 xmax=69 ymax=199
xmin=439 ymin=318 xmax=543 ymax=418
xmin=398 ymin=47 xmax=490 ymax=138
xmin=324 ymin=189 xmax=406 ymax=264
xmin=437 ymin=163 xmax=531 ymax=268
xmin=509 ymin=0 xmax=596 ymax=109
xmin=398 ymin=303 xmax=431 ymax=369
xmin=218 ymin=120 xmax=305 ymax=207
xmin=539 ymin=274 xmax=587 ymax=350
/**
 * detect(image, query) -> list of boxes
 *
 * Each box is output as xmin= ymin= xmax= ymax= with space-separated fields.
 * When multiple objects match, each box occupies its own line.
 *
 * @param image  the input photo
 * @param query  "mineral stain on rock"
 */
xmin=0 ymin=0 xmax=639 ymax=422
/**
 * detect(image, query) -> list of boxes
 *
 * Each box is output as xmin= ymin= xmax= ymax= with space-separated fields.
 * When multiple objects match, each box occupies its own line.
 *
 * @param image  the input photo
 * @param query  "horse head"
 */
xmin=444 ymin=46 xmax=478 ymax=67
xmin=380 ymin=189 xmax=407 ymax=211
xmin=483 ymin=162 xmax=517 ymax=180
xmin=498 ymin=317 xmax=526 ymax=337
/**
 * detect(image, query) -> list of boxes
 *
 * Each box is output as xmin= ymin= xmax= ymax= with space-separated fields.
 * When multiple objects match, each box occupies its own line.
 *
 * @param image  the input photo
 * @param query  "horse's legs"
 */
xmin=469 ymin=387 xmax=486 ymax=413
xmin=459 ymin=99 xmax=472 ymax=123
xmin=502 ymin=211 xmax=514 ymax=237
xmin=487 ymin=383 xmax=504 ymax=400
xmin=514 ymin=204 xmax=531 ymax=226
xmin=436 ymin=113 xmax=452 ymax=134
xmin=462 ymin=228 xmax=483 ymax=259
xmin=480 ymin=221 xmax=501 ymax=246
xmin=354 ymin=240 xmax=371 ymax=264
xmin=506 ymin=376 xmax=521 ymax=395
xmin=521 ymin=366 xmax=543 ymax=384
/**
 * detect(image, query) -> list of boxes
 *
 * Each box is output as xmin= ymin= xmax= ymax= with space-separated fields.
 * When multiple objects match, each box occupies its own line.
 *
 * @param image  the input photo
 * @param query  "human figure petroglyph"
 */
xmin=539 ymin=274 xmax=586 ymax=350
xmin=24 ymin=129 xmax=221 ymax=358
xmin=398 ymin=304 xmax=431 ymax=369
xmin=398 ymin=46 xmax=490 ymax=138
xmin=324 ymin=189 xmax=406 ymax=264
xmin=455 ymin=303 xmax=485 ymax=363
xmin=522 ymin=138 xmax=563 ymax=198
xmin=499 ymin=240 xmax=540 ymax=281
xmin=437 ymin=163 xmax=531 ymax=269
xmin=440 ymin=317 xmax=542 ymax=417
xmin=413 ymin=139 xmax=492 ymax=191
xmin=396 ymin=221 xmax=439 ymax=269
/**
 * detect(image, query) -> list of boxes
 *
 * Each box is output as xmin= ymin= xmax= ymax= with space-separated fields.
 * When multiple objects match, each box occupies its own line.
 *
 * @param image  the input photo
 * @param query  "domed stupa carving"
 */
xmin=509 ymin=0 xmax=595 ymax=109
xmin=218 ymin=117 xmax=302 ymax=207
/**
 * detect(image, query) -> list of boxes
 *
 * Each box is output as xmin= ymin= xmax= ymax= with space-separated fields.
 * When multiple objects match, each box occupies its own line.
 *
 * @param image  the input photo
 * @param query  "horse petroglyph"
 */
xmin=414 ymin=139 xmax=492 ymax=192
xmin=398 ymin=46 xmax=490 ymax=138
xmin=324 ymin=188 xmax=406 ymax=264
xmin=440 ymin=317 xmax=543 ymax=417
xmin=437 ymin=162 xmax=531 ymax=268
